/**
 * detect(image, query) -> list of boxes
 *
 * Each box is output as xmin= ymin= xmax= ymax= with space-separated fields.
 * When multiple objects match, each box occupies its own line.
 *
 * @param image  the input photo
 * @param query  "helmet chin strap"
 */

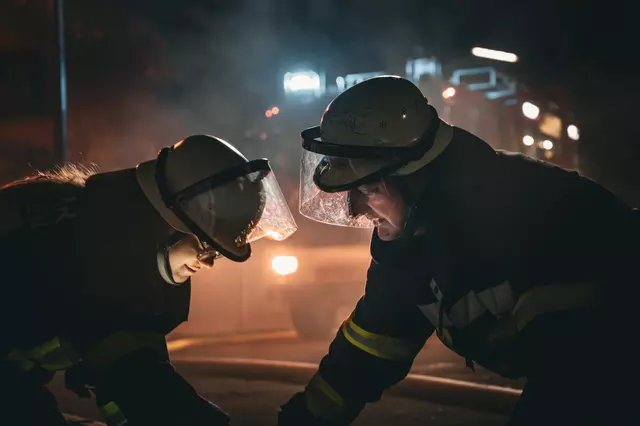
xmin=388 ymin=175 xmax=428 ymax=242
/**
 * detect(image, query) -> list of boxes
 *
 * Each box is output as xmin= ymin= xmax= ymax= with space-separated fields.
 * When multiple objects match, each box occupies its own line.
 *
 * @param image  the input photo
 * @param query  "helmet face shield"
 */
xmin=299 ymin=150 xmax=378 ymax=228
xmin=157 ymin=151 xmax=297 ymax=261
xmin=298 ymin=116 xmax=438 ymax=228
xmin=243 ymin=169 xmax=298 ymax=243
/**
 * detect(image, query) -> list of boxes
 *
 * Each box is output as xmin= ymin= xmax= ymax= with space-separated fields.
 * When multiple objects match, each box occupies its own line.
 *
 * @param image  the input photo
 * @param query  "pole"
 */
xmin=53 ymin=0 xmax=68 ymax=164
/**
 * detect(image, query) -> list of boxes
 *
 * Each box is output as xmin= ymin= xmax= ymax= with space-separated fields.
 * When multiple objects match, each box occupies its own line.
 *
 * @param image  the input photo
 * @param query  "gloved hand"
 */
xmin=93 ymin=347 xmax=231 ymax=425
xmin=278 ymin=392 xmax=335 ymax=426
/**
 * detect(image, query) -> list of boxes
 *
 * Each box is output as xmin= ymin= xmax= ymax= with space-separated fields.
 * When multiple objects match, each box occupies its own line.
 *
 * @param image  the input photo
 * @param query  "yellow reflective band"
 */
xmin=28 ymin=337 xmax=61 ymax=359
xmin=341 ymin=317 xmax=419 ymax=362
xmin=512 ymin=282 xmax=600 ymax=332
xmin=17 ymin=359 xmax=36 ymax=372
xmin=304 ymin=373 xmax=362 ymax=424
xmin=307 ymin=372 xmax=345 ymax=408
xmin=100 ymin=401 xmax=128 ymax=426
xmin=6 ymin=337 xmax=81 ymax=372
xmin=438 ymin=328 xmax=454 ymax=347
xmin=29 ymin=337 xmax=82 ymax=371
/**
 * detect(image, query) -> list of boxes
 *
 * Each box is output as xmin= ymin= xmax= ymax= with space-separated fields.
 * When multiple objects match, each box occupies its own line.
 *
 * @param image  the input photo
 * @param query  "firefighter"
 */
xmin=0 ymin=134 xmax=297 ymax=425
xmin=278 ymin=76 xmax=638 ymax=425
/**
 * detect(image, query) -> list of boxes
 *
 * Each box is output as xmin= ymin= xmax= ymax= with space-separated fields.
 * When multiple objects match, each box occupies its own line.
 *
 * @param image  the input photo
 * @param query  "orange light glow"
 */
xmin=442 ymin=87 xmax=456 ymax=99
xmin=272 ymin=256 xmax=298 ymax=276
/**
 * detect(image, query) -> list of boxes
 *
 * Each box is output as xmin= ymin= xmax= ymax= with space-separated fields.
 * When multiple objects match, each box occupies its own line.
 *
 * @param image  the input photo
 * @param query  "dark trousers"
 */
xmin=505 ymin=309 xmax=637 ymax=426
xmin=1 ymin=363 xmax=69 ymax=426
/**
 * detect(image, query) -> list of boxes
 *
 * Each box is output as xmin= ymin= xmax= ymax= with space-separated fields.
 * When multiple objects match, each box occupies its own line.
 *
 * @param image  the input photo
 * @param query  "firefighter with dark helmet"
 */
xmin=278 ymin=76 xmax=638 ymax=425
xmin=0 ymin=134 xmax=297 ymax=425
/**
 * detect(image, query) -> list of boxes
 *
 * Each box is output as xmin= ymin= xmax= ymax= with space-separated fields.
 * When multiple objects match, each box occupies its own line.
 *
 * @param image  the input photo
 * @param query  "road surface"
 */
xmin=54 ymin=376 xmax=510 ymax=426
xmin=50 ymin=330 xmax=522 ymax=424
xmin=168 ymin=330 xmax=525 ymax=389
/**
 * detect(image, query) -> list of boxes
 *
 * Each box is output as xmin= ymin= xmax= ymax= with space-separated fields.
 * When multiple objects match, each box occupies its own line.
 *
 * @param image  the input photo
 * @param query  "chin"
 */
xmin=376 ymin=225 xmax=402 ymax=241
xmin=173 ymin=273 xmax=190 ymax=284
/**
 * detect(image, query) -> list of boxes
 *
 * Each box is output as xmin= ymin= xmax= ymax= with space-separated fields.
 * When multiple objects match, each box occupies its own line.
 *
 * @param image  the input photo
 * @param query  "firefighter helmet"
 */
xmin=137 ymin=134 xmax=297 ymax=261
xmin=299 ymin=75 xmax=454 ymax=227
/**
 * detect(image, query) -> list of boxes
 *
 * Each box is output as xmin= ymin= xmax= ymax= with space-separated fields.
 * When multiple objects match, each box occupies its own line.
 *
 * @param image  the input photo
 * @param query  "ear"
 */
xmin=389 ymin=166 xmax=430 ymax=205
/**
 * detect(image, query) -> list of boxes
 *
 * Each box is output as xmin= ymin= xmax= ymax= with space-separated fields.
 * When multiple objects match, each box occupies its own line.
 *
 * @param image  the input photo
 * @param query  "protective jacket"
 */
xmin=0 ymin=169 xmax=228 ymax=426
xmin=279 ymin=128 xmax=639 ymax=425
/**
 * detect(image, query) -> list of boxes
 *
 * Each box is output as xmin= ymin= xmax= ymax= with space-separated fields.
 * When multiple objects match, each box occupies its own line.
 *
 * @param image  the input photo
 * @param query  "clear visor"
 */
xmin=299 ymin=150 xmax=381 ymax=228
xmin=178 ymin=169 xmax=297 ymax=260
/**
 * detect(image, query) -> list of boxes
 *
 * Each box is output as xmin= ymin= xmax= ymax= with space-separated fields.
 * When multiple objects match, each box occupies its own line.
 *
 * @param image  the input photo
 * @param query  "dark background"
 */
xmin=1 ymin=0 xmax=637 ymax=202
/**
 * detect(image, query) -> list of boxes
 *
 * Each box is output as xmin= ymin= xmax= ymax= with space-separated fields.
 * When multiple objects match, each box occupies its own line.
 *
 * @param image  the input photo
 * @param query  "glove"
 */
xmin=93 ymin=347 xmax=231 ymax=425
xmin=278 ymin=393 xmax=335 ymax=426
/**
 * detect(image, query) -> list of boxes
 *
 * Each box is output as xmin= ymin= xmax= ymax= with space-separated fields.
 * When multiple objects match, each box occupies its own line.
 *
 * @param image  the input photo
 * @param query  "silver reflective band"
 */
xmin=418 ymin=303 xmax=454 ymax=328
xmin=419 ymin=280 xmax=599 ymax=332
xmin=449 ymin=281 xmax=516 ymax=328
xmin=341 ymin=317 xmax=419 ymax=362
xmin=420 ymin=280 xmax=516 ymax=329
xmin=476 ymin=281 xmax=516 ymax=317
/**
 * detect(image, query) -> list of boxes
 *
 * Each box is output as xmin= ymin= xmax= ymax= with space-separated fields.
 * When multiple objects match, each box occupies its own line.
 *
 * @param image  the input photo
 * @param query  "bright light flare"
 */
xmin=542 ymin=140 xmax=554 ymax=150
xmin=283 ymin=71 xmax=321 ymax=92
xmin=265 ymin=110 xmax=272 ymax=118
xmin=272 ymin=256 xmax=298 ymax=276
xmin=522 ymin=102 xmax=540 ymax=120
xmin=471 ymin=47 xmax=519 ymax=63
xmin=442 ymin=86 xmax=456 ymax=99
xmin=522 ymin=135 xmax=535 ymax=146
xmin=271 ymin=106 xmax=280 ymax=115
xmin=264 ymin=229 xmax=284 ymax=241
xmin=567 ymin=124 xmax=580 ymax=140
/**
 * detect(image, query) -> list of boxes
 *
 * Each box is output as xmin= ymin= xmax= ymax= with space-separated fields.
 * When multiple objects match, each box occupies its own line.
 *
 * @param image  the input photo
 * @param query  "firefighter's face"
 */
xmin=168 ymin=234 xmax=215 ymax=283
xmin=349 ymin=180 xmax=407 ymax=241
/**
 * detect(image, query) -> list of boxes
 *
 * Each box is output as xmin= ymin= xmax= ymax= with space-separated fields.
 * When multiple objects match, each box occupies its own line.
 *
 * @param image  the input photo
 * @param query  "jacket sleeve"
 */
xmin=79 ymin=332 xmax=230 ymax=426
xmin=280 ymin=258 xmax=436 ymax=425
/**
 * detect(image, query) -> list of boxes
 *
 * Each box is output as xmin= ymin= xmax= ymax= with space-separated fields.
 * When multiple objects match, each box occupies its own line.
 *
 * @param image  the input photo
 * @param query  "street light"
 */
xmin=53 ymin=0 xmax=68 ymax=164
xmin=522 ymin=135 xmax=535 ymax=146
xmin=522 ymin=102 xmax=540 ymax=120
xmin=542 ymin=140 xmax=554 ymax=150
xmin=471 ymin=47 xmax=519 ymax=63
xmin=567 ymin=124 xmax=580 ymax=141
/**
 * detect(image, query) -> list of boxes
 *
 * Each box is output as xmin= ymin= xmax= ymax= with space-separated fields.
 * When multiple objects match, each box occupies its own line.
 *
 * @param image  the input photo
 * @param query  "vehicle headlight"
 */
xmin=283 ymin=71 xmax=321 ymax=93
xmin=541 ymin=140 xmax=554 ymax=150
xmin=522 ymin=102 xmax=540 ymax=120
xmin=272 ymin=256 xmax=298 ymax=276
xmin=442 ymin=86 xmax=456 ymax=99
xmin=567 ymin=124 xmax=580 ymax=141
xmin=522 ymin=135 xmax=535 ymax=146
